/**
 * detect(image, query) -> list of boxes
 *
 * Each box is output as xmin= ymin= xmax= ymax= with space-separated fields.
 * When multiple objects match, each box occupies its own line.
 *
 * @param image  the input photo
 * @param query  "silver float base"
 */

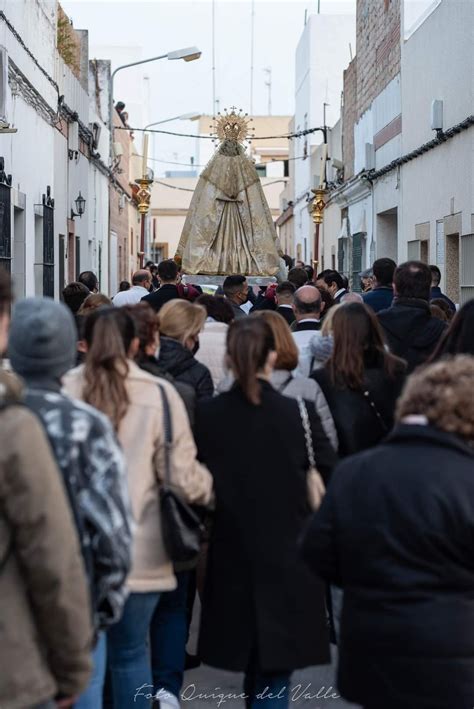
xmin=182 ymin=274 xmax=277 ymax=287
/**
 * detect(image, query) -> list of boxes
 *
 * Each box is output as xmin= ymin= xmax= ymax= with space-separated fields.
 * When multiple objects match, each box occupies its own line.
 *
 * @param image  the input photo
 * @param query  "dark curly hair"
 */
xmin=196 ymin=294 xmax=234 ymax=324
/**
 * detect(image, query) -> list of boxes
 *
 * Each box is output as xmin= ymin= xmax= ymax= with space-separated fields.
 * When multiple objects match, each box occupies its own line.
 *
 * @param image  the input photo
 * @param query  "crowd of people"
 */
xmin=1 ymin=252 xmax=474 ymax=709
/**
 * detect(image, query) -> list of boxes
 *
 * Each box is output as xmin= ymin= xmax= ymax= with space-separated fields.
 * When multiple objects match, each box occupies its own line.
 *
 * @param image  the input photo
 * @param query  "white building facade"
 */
xmin=397 ymin=0 xmax=474 ymax=305
xmin=0 ymin=0 xmax=113 ymax=298
xmin=293 ymin=12 xmax=355 ymax=264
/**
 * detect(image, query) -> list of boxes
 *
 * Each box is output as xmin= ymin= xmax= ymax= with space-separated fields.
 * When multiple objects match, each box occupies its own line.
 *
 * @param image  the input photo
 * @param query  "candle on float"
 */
xmin=142 ymin=133 xmax=149 ymax=178
xmin=319 ymin=143 xmax=328 ymax=187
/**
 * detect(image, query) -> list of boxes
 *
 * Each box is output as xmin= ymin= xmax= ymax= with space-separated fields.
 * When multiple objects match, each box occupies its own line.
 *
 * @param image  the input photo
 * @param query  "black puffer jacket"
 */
xmin=378 ymin=298 xmax=447 ymax=373
xmin=157 ymin=337 xmax=214 ymax=401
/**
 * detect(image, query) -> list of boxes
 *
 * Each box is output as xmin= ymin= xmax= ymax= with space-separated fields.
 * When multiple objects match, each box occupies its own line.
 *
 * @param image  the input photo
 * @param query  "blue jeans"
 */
xmin=150 ymin=570 xmax=190 ymax=700
xmin=107 ymin=592 xmax=161 ymax=708
xmin=74 ymin=632 xmax=106 ymax=709
xmin=244 ymin=667 xmax=291 ymax=709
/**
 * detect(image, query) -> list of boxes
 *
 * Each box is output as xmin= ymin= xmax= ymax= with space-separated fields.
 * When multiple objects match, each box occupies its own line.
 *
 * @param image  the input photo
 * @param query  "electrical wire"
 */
xmin=116 ymin=125 xmax=328 ymax=141
xmin=0 ymin=11 xmax=60 ymax=94
xmin=154 ymin=178 xmax=288 ymax=192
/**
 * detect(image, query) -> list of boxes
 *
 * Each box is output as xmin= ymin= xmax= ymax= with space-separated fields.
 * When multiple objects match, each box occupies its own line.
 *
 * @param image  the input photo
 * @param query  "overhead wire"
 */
xmin=116 ymin=125 xmax=328 ymax=141
xmin=154 ymin=178 xmax=288 ymax=192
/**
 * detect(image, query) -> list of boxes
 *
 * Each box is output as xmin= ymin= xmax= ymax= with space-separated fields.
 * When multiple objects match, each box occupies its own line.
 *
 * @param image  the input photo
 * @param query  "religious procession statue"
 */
xmin=175 ymin=109 xmax=283 ymax=277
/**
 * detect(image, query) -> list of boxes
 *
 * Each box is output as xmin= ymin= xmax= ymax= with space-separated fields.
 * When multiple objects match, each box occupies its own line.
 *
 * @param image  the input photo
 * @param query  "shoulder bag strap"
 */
xmin=278 ymin=373 xmax=294 ymax=393
xmin=157 ymin=384 xmax=173 ymax=488
xmin=297 ymin=397 xmax=316 ymax=469
xmin=363 ymin=388 xmax=389 ymax=433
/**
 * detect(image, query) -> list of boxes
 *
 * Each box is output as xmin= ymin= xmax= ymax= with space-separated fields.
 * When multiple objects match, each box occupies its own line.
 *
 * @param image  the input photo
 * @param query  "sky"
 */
xmin=61 ymin=0 xmax=356 ymax=173
xmin=60 ymin=0 xmax=432 ymax=174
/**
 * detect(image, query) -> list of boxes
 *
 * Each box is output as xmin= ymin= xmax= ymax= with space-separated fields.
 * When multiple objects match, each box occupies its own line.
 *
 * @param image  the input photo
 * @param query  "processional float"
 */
xmin=175 ymin=109 xmax=286 ymax=286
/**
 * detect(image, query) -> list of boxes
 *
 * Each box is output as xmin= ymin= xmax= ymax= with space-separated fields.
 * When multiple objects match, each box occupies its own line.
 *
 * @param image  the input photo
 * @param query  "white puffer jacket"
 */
xmin=195 ymin=319 xmax=228 ymax=392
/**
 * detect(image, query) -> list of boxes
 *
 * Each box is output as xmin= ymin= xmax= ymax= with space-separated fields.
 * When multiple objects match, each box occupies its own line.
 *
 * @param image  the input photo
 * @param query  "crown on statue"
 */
xmin=211 ymin=107 xmax=254 ymax=145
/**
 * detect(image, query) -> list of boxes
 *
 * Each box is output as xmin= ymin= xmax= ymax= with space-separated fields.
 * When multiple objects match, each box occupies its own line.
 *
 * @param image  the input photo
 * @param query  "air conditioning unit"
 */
xmin=69 ymin=121 xmax=79 ymax=153
xmin=90 ymin=121 xmax=102 ymax=149
xmin=365 ymin=143 xmax=375 ymax=170
xmin=431 ymin=99 xmax=443 ymax=132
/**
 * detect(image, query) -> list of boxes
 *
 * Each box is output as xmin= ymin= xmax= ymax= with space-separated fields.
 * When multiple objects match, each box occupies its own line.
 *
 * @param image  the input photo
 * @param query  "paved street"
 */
xmin=183 ymin=601 xmax=361 ymax=709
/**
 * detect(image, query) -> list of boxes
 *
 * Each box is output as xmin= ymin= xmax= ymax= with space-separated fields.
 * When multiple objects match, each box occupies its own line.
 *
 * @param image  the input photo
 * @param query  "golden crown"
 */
xmin=211 ymin=107 xmax=254 ymax=145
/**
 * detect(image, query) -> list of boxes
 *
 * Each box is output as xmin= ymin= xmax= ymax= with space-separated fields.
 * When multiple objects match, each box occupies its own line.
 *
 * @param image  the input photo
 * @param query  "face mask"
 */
xmin=192 ymin=339 xmax=200 ymax=355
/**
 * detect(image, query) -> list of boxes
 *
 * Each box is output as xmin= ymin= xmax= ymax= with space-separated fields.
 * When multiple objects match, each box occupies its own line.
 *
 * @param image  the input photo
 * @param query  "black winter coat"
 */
xmin=141 ymin=283 xmax=180 ymax=312
xmin=195 ymin=381 xmax=336 ymax=673
xmin=312 ymin=359 xmax=406 ymax=457
xmin=301 ymin=424 xmax=474 ymax=709
xmin=378 ymin=297 xmax=447 ymax=372
xmin=157 ymin=337 xmax=214 ymax=401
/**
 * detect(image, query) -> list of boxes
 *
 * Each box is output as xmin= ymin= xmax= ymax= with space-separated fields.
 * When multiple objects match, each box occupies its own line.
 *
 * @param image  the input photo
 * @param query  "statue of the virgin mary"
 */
xmin=175 ymin=109 xmax=282 ymax=276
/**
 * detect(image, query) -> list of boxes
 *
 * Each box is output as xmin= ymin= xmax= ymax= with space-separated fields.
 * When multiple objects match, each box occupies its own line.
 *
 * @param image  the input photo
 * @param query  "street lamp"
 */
xmin=144 ymin=112 xmax=201 ymax=167
xmin=107 ymin=46 xmax=201 ymax=292
xmin=71 ymin=191 xmax=86 ymax=220
xmin=144 ymin=112 xmax=201 ymax=131
xmin=108 ymin=47 xmax=202 ymax=164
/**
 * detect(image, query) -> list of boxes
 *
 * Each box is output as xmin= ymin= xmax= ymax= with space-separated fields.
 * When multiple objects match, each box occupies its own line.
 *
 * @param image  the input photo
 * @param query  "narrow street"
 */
xmin=184 ymin=602 xmax=361 ymax=709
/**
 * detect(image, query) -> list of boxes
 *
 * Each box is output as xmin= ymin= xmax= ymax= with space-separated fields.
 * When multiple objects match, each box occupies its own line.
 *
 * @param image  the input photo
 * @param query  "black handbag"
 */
xmin=157 ymin=384 xmax=204 ymax=564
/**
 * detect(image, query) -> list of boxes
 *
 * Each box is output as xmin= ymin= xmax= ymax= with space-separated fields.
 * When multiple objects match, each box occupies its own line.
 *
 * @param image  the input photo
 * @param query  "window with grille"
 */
xmin=0 ymin=158 xmax=12 ymax=274
xmin=352 ymin=233 xmax=365 ymax=292
xmin=42 ymin=189 xmax=55 ymax=297
xmin=460 ymin=234 xmax=474 ymax=305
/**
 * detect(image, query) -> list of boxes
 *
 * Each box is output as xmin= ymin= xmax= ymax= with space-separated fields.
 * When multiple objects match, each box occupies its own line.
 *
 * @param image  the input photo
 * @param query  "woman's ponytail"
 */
xmin=227 ymin=318 xmax=275 ymax=405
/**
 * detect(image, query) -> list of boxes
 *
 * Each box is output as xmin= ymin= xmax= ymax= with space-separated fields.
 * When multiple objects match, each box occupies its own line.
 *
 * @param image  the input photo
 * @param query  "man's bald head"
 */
xmin=132 ymin=269 xmax=152 ymax=287
xmin=294 ymin=284 xmax=322 ymax=320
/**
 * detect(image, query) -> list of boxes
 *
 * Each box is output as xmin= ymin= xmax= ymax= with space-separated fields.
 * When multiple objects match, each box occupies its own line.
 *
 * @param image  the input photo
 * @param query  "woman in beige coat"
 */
xmin=64 ymin=307 xmax=213 ymax=709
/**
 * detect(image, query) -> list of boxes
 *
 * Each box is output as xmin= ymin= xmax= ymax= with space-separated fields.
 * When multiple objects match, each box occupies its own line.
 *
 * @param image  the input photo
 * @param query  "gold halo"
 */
xmin=212 ymin=107 xmax=253 ymax=145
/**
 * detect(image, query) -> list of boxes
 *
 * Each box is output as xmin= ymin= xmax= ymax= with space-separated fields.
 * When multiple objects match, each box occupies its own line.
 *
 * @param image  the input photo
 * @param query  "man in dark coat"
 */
xmin=301 ymin=356 xmax=474 ymax=709
xmin=316 ymin=269 xmax=348 ymax=303
xmin=195 ymin=380 xmax=336 ymax=678
xmin=142 ymin=259 xmax=180 ymax=312
xmin=429 ymin=264 xmax=456 ymax=314
xmin=275 ymin=281 xmax=296 ymax=325
xmin=377 ymin=260 xmax=447 ymax=372
xmin=222 ymin=275 xmax=249 ymax=319
xmin=363 ymin=257 xmax=396 ymax=313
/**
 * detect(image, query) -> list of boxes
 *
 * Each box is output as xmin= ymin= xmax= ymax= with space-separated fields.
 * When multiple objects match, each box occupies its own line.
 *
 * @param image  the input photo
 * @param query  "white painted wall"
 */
xmin=0 ymin=1 xmax=57 ymax=296
xmin=400 ymin=0 xmax=474 ymax=266
xmin=0 ymin=2 xmax=114 ymax=297
xmin=293 ymin=11 xmax=355 ymax=261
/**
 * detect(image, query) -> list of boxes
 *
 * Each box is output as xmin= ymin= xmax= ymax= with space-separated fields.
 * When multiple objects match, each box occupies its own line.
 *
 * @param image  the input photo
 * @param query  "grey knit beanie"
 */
xmin=9 ymin=297 xmax=77 ymax=379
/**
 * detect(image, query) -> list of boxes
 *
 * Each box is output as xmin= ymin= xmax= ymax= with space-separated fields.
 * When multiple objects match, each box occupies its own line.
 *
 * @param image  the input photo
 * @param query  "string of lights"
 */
xmin=154 ymin=178 xmax=288 ymax=192
xmin=116 ymin=125 xmax=328 ymax=141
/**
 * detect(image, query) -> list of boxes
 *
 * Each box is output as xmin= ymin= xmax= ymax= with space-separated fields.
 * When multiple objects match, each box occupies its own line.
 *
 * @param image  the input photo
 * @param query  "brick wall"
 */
xmin=342 ymin=0 xmax=401 ymax=180
xmin=356 ymin=0 xmax=401 ymax=116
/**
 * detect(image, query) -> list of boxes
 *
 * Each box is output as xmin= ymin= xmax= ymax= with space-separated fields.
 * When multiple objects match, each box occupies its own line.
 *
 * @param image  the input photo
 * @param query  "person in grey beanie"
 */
xmin=9 ymin=297 xmax=133 ymax=709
